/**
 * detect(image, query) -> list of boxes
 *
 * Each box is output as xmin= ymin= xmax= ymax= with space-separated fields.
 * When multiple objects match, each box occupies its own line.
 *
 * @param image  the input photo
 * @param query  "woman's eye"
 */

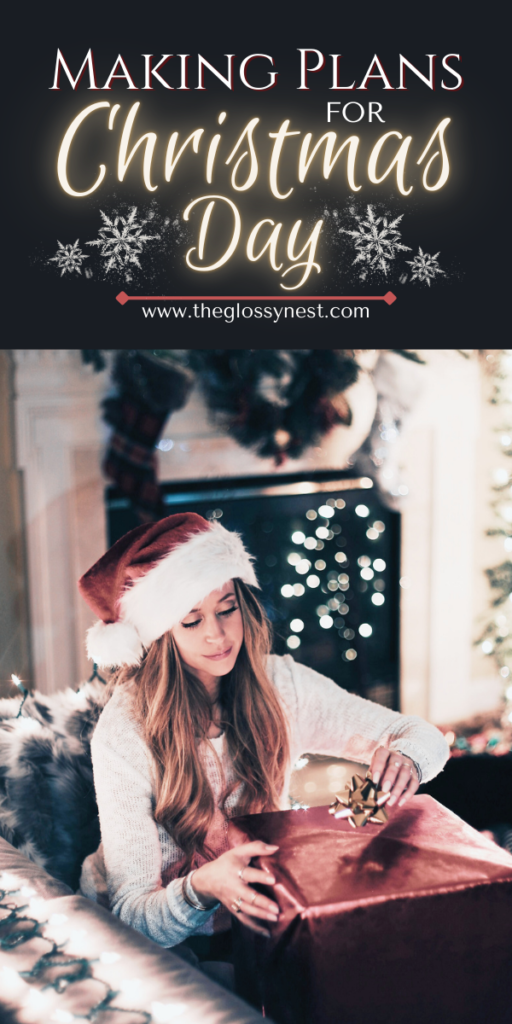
xmin=219 ymin=605 xmax=238 ymax=617
xmin=182 ymin=619 xmax=201 ymax=629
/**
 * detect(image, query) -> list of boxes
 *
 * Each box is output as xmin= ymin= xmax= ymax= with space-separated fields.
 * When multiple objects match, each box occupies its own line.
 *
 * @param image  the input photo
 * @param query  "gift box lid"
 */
xmin=231 ymin=795 xmax=512 ymax=911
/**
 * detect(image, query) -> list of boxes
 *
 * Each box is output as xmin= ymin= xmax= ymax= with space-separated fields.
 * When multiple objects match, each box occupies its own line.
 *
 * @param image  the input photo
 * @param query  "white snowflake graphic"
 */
xmin=405 ymin=247 xmax=445 ymax=286
xmin=48 ymin=240 xmax=89 ymax=276
xmin=86 ymin=207 xmax=160 ymax=273
xmin=341 ymin=205 xmax=411 ymax=276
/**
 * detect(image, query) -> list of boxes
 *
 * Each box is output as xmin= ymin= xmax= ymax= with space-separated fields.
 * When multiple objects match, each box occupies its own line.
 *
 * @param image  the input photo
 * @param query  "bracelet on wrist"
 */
xmin=181 ymin=869 xmax=217 ymax=912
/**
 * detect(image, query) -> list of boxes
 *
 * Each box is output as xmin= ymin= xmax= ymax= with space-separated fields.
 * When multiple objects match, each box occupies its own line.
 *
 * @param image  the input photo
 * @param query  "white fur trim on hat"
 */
xmin=86 ymin=521 xmax=258 ymax=667
xmin=86 ymin=620 xmax=144 ymax=668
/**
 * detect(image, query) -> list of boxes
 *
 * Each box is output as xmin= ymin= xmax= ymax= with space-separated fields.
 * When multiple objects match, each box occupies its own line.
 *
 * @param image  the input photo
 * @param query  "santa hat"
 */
xmin=78 ymin=512 xmax=259 ymax=668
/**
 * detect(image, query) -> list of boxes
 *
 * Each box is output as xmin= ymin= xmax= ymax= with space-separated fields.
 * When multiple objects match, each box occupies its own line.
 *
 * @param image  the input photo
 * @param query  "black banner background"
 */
xmin=5 ymin=8 xmax=502 ymax=347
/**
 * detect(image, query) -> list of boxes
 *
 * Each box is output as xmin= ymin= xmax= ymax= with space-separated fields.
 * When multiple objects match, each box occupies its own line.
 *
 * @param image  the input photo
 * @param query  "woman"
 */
xmin=79 ymin=511 xmax=449 ymax=968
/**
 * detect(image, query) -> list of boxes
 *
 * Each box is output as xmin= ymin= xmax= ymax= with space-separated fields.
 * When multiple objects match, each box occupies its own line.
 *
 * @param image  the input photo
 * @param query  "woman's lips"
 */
xmin=204 ymin=646 xmax=233 ymax=661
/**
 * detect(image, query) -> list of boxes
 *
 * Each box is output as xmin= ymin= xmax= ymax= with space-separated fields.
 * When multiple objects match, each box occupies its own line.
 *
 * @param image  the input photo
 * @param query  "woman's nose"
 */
xmin=204 ymin=616 xmax=226 ymax=641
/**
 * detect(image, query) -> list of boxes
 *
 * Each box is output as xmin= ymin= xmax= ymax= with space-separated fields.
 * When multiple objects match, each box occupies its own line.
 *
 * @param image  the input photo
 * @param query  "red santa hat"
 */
xmin=78 ymin=512 xmax=259 ymax=668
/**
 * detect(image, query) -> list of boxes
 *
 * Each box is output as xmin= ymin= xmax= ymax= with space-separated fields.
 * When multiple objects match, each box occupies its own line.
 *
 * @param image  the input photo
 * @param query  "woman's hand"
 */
xmin=191 ymin=841 xmax=280 ymax=937
xmin=369 ymin=747 xmax=420 ymax=808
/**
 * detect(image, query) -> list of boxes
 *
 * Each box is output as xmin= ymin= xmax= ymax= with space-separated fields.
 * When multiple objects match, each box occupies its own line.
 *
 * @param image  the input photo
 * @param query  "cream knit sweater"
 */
xmin=79 ymin=654 xmax=449 ymax=947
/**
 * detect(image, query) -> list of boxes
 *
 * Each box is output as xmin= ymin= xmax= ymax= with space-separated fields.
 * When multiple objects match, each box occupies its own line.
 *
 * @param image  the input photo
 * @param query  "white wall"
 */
xmin=399 ymin=350 xmax=502 ymax=723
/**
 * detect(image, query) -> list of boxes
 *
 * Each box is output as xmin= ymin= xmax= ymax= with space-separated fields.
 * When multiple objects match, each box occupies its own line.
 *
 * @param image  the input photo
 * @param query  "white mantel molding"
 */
xmin=14 ymin=351 xmax=109 ymax=693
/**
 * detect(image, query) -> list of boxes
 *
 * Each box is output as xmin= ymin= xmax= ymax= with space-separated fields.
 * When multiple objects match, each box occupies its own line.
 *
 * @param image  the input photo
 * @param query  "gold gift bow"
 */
xmin=328 ymin=770 xmax=391 ymax=828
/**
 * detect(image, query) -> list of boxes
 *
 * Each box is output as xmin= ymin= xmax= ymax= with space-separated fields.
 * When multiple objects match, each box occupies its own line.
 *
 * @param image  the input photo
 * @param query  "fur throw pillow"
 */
xmin=0 ymin=681 xmax=109 ymax=891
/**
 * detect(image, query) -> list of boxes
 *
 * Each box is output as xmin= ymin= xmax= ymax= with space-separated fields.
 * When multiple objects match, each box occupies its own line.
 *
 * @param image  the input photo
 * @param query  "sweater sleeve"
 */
xmin=90 ymin=720 xmax=218 ymax=947
xmin=275 ymin=655 xmax=449 ymax=783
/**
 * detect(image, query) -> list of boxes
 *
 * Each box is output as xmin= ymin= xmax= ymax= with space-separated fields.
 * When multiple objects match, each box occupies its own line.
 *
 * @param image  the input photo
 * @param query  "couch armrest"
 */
xmin=0 ymin=839 xmax=267 ymax=1023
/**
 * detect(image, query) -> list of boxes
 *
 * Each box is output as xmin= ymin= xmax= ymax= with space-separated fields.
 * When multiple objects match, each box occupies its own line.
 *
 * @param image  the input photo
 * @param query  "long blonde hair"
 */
xmin=112 ymin=580 xmax=289 ymax=871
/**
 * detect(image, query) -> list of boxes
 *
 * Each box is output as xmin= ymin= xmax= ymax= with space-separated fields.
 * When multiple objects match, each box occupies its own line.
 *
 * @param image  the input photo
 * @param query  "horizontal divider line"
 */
xmin=117 ymin=291 xmax=397 ymax=304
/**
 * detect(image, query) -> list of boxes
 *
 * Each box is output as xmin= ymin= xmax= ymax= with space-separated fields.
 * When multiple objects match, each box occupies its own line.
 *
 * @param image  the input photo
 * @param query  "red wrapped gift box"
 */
xmin=231 ymin=795 xmax=512 ymax=1024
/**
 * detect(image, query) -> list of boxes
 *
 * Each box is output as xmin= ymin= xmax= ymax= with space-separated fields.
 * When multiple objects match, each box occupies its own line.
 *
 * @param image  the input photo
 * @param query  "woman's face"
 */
xmin=171 ymin=580 xmax=244 ymax=689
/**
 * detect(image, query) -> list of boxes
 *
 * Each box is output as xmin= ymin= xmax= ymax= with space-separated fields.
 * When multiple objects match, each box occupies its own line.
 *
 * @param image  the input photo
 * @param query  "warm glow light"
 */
xmin=290 ymin=618 xmax=304 ymax=632
xmin=28 ymin=897 xmax=47 ymax=915
xmin=306 ymin=575 xmax=320 ymax=588
xmin=358 ymin=623 xmax=373 ymax=637
xmin=355 ymin=505 xmax=370 ymax=517
xmin=287 ymin=635 xmax=301 ymax=649
xmin=281 ymin=584 xmax=294 ymax=598
xmin=293 ymin=583 xmax=305 ymax=596
xmin=296 ymin=559 xmax=312 ymax=575
xmin=360 ymin=567 xmax=374 ymax=581
xmin=304 ymin=536 xmax=317 ymax=549
xmin=372 ymin=593 xmax=385 ymax=606
xmin=373 ymin=559 xmax=386 ymax=571
xmin=318 ymin=505 xmax=335 ymax=517
xmin=151 ymin=1001 xmax=187 ymax=1022
xmin=494 ymin=469 xmax=509 ymax=485
xmin=119 ymin=978 xmax=143 ymax=997
xmin=292 ymin=531 xmax=306 ymax=544
xmin=287 ymin=552 xmax=302 ymax=565
xmin=0 ymin=966 xmax=26 ymax=994
xmin=100 ymin=951 xmax=122 ymax=964
xmin=0 ymin=872 xmax=20 ymax=889
xmin=444 ymin=730 xmax=456 ymax=746
xmin=319 ymin=615 xmax=334 ymax=629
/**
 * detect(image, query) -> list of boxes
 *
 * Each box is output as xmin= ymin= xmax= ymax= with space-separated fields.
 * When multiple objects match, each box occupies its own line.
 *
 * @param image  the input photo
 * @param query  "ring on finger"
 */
xmin=231 ymin=895 xmax=243 ymax=913
xmin=238 ymin=868 xmax=245 ymax=881
xmin=250 ymin=891 xmax=258 ymax=905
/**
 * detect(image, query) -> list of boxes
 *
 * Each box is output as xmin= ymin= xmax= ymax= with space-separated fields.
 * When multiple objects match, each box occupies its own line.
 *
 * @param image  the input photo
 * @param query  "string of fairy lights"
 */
xmin=0 ymin=877 xmax=188 ymax=1023
xmin=275 ymin=492 xmax=388 ymax=661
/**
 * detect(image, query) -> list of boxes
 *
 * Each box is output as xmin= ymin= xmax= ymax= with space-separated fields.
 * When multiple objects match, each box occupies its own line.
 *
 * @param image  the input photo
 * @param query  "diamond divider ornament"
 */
xmin=328 ymin=770 xmax=391 ymax=828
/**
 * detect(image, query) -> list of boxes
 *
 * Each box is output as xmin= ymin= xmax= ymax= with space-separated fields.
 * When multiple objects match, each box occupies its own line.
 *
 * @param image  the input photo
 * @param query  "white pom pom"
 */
xmin=86 ymin=620 xmax=143 ymax=668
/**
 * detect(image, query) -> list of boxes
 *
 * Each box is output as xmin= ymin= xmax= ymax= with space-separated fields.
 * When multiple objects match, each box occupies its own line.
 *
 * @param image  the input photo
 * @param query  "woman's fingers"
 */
xmin=236 ymin=841 xmax=279 ymax=859
xmin=386 ymin=764 xmax=414 ymax=805
xmin=398 ymin=774 xmax=420 ymax=807
xmin=238 ymin=866 xmax=276 ymax=886
xmin=236 ymin=886 xmax=279 ymax=918
xmin=370 ymin=747 xmax=419 ymax=806
xmin=369 ymin=746 xmax=391 ymax=785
